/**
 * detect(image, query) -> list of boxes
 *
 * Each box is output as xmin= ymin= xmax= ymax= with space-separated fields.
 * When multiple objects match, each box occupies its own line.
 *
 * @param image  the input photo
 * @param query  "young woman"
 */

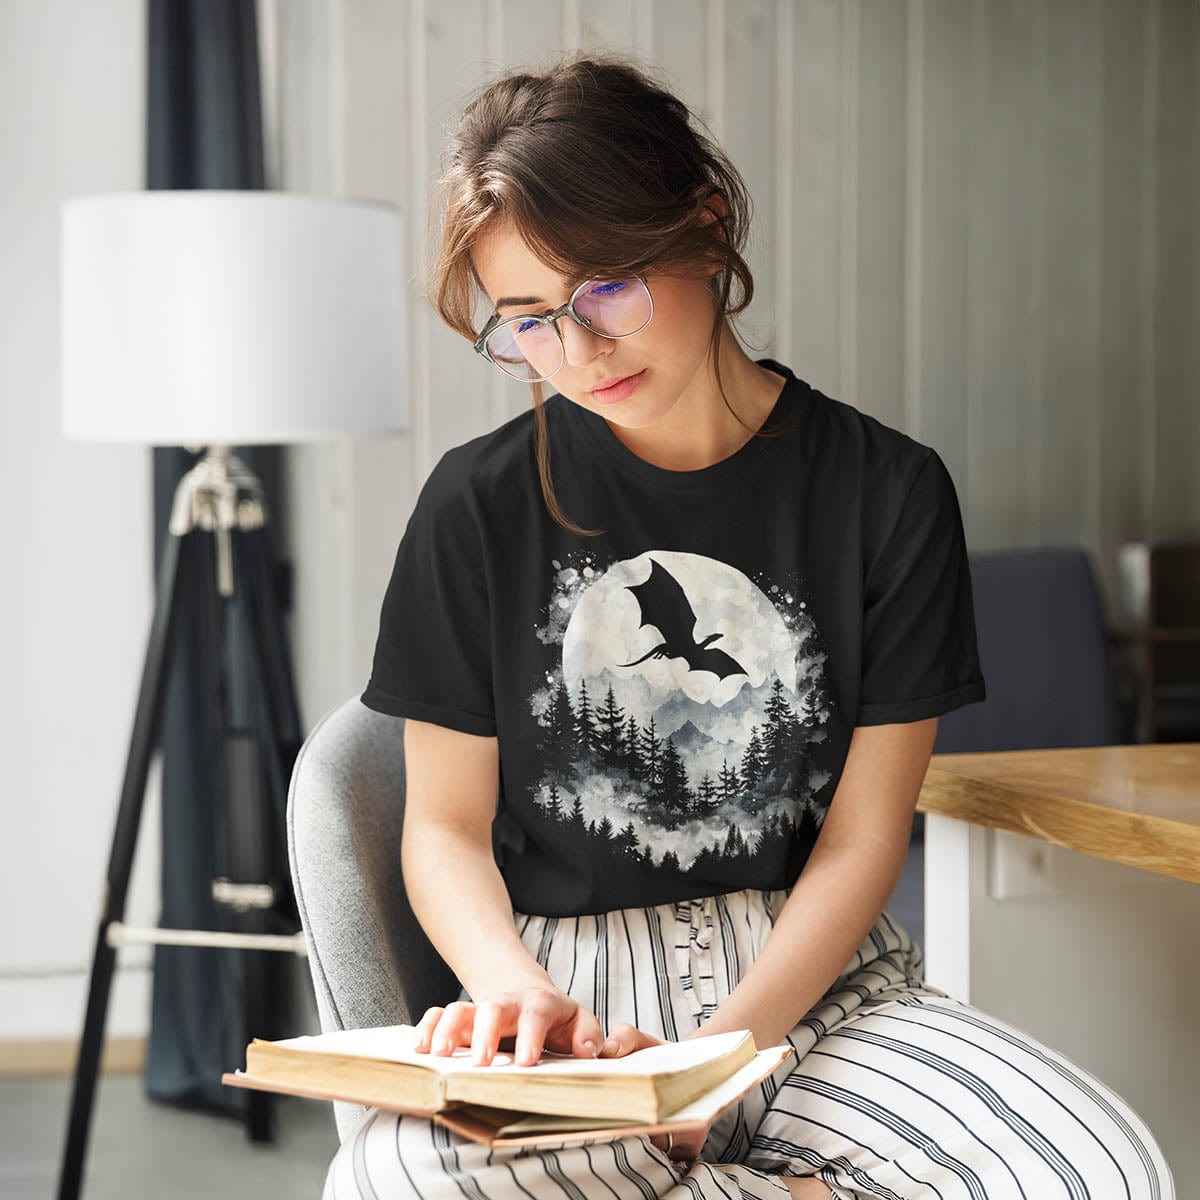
xmin=325 ymin=50 xmax=1174 ymax=1200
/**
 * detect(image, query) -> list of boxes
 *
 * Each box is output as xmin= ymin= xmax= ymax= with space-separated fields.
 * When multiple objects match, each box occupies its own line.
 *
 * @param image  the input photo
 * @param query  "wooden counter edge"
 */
xmin=917 ymin=768 xmax=1200 ymax=885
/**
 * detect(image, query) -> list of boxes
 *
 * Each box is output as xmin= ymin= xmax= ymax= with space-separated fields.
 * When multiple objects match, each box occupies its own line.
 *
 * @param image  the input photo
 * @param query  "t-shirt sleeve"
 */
xmin=360 ymin=449 xmax=496 ymax=737
xmin=856 ymin=447 xmax=986 ymax=726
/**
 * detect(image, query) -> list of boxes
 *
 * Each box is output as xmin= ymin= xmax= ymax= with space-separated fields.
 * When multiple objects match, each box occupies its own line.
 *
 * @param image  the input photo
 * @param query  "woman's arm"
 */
xmin=401 ymin=718 xmax=551 ymax=998
xmin=686 ymin=717 xmax=939 ymax=1050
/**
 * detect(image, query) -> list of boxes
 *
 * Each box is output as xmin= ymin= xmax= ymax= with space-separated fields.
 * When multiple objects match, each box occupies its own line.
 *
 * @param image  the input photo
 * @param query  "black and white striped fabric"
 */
xmin=322 ymin=889 xmax=1175 ymax=1199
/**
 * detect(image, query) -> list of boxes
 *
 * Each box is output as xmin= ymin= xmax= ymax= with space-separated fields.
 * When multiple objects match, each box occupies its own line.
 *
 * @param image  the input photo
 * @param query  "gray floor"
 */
xmin=1 ymin=843 xmax=924 ymax=1199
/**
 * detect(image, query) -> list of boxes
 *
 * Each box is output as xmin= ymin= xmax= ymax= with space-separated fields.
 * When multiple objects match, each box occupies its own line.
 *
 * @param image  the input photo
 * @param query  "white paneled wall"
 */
xmin=265 ymin=0 xmax=1200 ymax=732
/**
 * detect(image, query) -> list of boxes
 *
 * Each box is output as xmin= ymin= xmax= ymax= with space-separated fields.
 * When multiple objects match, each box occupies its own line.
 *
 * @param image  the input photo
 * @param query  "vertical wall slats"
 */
xmin=965 ymin=0 xmax=1037 ymax=547
xmin=1151 ymin=0 xmax=1199 ymax=540
xmin=837 ymin=0 xmax=859 ymax=407
xmin=720 ymin=0 xmax=778 ymax=358
xmin=1035 ymin=0 xmax=1104 ymax=548
xmin=1095 ymin=0 xmax=1148 ymax=605
xmin=269 ymin=0 xmax=1200 ymax=705
xmin=789 ymin=0 xmax=842 ymax=393
xmin=854 ymin=0 xmax=906 ymax=432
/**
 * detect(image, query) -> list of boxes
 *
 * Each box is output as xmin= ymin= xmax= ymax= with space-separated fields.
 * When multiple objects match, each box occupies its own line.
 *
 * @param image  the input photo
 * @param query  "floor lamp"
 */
xmin=56 ymin=190 xmax=406 ymax=1199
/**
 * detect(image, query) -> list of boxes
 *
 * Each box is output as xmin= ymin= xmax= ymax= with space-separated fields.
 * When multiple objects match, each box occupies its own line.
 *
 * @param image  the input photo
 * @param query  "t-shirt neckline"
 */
xmin=558 ymin=357 xmax=801 ymax=491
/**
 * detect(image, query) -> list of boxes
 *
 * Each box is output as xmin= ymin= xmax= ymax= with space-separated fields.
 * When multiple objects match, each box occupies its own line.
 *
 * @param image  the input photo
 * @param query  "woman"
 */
xmin=326 ymin=49 xmax=1174 ymax=1200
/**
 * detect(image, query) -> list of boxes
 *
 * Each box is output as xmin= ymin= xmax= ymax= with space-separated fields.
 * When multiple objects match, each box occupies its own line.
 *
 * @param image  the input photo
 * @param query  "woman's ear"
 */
xmin=694 ymin=186 xmax=728 ymax=230
xmin=702 ymin=192 xmax=727 ymax=278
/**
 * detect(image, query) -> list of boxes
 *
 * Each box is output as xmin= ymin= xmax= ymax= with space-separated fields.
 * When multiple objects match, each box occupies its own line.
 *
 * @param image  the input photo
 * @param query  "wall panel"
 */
xmin=268 ymin=0 xmax=1200 ymax=711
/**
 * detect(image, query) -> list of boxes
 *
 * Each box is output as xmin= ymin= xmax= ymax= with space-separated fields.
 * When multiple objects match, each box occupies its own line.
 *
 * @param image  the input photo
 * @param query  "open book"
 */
xmin=222 ymin=1025 xmax=793 ymax=1148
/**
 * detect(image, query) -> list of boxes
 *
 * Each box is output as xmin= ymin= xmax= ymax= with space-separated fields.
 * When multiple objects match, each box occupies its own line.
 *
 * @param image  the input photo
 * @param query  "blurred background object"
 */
xmin=1115 ymin=540 xmax=1200 ymax=744
xmin=56 ymin=187 xmax=404 ymax=1198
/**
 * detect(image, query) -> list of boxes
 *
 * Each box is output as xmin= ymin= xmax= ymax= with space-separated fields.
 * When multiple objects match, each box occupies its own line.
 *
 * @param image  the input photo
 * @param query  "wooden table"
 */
xmin=916 ymin=743 xmax=1198 ymax=1195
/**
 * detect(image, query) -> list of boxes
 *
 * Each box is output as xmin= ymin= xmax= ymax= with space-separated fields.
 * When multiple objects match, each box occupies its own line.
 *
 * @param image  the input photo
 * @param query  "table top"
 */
xmin=917 ymin=743 xmax=1200 ymax=884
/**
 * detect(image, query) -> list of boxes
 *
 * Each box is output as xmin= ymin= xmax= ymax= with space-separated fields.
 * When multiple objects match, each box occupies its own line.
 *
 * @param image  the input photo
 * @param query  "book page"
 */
xmin=268 ymin=1026 xmax=752 ymax=1079
xmin=223 ymin=1044 xmax=795 ymax=1147
xmin=449 ymin=1046 xmax=794 ymax=1140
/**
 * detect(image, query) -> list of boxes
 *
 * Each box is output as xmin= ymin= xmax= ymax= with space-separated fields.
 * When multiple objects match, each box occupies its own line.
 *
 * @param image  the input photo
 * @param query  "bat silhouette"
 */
xmin=617 ymin=559 xmax=748 ymax=680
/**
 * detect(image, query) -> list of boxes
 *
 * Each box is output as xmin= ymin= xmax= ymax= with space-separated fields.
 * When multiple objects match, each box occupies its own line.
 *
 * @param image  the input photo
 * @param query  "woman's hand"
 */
xmin=412 ymin=987 xmax=606 ymax=1067
xmin=598 ymin=1022 xmax=711 ymax=1164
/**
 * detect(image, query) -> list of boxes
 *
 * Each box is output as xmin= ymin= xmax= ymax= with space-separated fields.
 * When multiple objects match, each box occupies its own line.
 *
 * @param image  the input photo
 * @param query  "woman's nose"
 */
xmin=560 ymin=316 xmax=609 ymax=368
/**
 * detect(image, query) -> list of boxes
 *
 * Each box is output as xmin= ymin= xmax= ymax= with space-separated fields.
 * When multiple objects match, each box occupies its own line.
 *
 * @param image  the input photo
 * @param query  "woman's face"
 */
xmin=469 ymin=218 xmax=720 ymax=430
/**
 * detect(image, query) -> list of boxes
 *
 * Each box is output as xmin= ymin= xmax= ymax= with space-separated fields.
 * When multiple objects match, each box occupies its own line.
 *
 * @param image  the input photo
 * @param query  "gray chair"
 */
xmin=286 ymin=699 xmax=461 ymax=1141
xmin=932 ymin=546 xmax=1130 ymax=756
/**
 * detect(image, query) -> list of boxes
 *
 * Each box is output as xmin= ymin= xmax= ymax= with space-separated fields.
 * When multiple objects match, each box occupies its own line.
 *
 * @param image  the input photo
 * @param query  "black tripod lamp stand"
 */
xmin=56 ymin=190 xmax=405 ymax=1200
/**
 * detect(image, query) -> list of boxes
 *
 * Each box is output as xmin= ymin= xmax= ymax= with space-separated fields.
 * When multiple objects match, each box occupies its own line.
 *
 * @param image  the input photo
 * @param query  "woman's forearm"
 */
xmin=401 ymin=822 xmax=553 ymax=1000
xmin=688 ymin=836 xmax=908 ymax=1050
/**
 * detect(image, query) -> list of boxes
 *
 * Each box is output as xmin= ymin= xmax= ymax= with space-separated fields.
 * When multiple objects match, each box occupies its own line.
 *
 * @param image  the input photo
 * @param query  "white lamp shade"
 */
xmin=61 ymin=190 xmax=407 ymax=445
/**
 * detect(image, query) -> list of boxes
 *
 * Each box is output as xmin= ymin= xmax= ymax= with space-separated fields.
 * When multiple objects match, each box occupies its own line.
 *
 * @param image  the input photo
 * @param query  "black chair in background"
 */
xmin=913 ymin=546 xmax=1132 ymax=842
xmin=1115 ymin=540 xmax=1200 ymax=744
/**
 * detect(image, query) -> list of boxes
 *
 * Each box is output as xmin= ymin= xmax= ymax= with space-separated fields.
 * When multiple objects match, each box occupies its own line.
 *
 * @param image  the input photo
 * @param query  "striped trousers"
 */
xmin=322 ymin=888 xmax=1175 ymax=1199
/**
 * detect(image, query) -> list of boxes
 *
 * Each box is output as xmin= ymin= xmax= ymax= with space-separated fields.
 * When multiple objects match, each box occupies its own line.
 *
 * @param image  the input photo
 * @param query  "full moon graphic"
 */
xmin=562 ymin=551 xmax=796 ymax=711
xmin=530 ymin=547 xmax=832 ymax=872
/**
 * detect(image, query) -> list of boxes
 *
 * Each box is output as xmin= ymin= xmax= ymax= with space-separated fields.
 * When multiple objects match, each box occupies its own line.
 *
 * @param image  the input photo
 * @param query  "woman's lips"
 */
xmin=590 ymin=369 xmax=647 ymax=405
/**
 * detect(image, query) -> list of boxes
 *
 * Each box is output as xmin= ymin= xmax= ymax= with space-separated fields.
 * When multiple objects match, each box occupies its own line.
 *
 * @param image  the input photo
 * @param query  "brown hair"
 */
xmin=423 ymin=48 xmax=776 ymax=536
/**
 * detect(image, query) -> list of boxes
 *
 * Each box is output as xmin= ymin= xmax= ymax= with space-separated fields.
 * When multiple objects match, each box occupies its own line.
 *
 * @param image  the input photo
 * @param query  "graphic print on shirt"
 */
xmin=529 ymin=549 xmax=834 ymax=874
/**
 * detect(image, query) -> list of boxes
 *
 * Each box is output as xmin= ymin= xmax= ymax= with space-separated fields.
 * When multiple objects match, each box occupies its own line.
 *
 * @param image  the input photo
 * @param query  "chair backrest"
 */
xmin=933 ymin=546 xmax=1128 ymax=754
xmin=286 ymin=697 xmax=461 ymax=1140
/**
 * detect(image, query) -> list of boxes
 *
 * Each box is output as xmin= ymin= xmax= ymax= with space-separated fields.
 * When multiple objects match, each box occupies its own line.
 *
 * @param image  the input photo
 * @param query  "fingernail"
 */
xmin=603 ymin=1037 xmax=619 ymax=1055
xmin=582 ymin=1039 xmax=598 ymax=1057
xmin=517 ymin=1042 xmax=532 ymax=1063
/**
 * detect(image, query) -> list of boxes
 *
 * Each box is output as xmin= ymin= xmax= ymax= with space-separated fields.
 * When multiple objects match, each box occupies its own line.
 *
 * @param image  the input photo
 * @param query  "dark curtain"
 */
xmin=144 ymin=0 xmax=296 ymax=1117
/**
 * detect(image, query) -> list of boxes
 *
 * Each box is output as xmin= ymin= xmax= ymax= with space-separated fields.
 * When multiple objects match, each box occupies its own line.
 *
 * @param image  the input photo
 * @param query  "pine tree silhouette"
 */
xmin=723 ymin=823 xmax=746 ymax=860
xmin=575 ymin=682 xmax=598 ymax=754
xmin=567 ymin=795 xmax=587 ymax=835
xmin=659 ymin=737 xmax=692 ymax=821
xmin=798 ymin=684 xmax=822 ymax=728
xmin=539 ymin=680 xmax=578 ymax=780
xmin=615 ymin=821 xmax=639 ymax=856
xmin=795 ymin=798 xmax=821 ymax=842
xmin=696 ymin=772 xmax=719 ymax=815
xmin=544 ymin=778 xmax=563 ymax=819
xmin=623 ymin=714 xmax=641 ymax=779
xmin=641 ymin=715 xmax=662 ymax=787
xmin=718 ymin=758 xmax=741 ymax=803
xmin=594 ymin=685 xmax=626 ymax=768
xmin=740 ymin=729 xmax=766 ymax=789
xmin=763 ymin=677 xmax=797 ymax=767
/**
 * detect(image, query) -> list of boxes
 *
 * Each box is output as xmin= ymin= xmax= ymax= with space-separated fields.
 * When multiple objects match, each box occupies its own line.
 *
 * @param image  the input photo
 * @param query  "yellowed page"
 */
xmin=488 ymin=1047 xmax=791 ymax=1135
xmin=266 ymin=1026 xmax=753 ymax=1081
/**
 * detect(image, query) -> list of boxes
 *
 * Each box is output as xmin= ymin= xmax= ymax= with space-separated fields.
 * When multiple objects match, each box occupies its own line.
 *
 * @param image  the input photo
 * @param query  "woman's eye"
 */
xmin=592 ymin=281 xmax=627 ymax=296
xmin=516 ymin=319 xmax=539 ymax=334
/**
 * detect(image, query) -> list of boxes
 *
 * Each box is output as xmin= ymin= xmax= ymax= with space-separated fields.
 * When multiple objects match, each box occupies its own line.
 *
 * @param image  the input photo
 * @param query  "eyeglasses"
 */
xmin=473 ymin=275 xmax=654 ymax=382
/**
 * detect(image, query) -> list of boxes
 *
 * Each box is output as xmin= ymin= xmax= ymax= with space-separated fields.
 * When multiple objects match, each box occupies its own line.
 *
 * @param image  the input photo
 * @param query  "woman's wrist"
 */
xmin=467 ymin=965 xmax=557 ymax=1002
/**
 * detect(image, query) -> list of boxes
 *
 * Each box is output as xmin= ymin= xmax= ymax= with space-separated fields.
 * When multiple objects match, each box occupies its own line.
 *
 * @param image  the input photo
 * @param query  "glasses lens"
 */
xmin=480 ymin=279 xmax=651 ymax=381
xmin=574 ymin=279 xmax=652 ymax=336
xmin=483 ymin=317 xmax=562 ymax=381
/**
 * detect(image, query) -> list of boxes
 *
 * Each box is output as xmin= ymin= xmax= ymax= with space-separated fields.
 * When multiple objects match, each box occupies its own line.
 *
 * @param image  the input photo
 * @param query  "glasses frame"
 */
xmin=472 ymin=274 xmax=654 ymax=383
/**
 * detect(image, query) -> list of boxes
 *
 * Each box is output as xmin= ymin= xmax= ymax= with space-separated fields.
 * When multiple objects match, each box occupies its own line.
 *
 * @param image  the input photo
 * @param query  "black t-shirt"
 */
xmin=362 ymin=358 xmax=986 ymax=917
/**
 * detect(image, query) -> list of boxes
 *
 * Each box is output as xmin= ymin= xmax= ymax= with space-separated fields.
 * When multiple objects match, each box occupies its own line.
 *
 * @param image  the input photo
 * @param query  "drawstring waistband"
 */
xmin=673 ymin=897 xmax=719 ymax=1021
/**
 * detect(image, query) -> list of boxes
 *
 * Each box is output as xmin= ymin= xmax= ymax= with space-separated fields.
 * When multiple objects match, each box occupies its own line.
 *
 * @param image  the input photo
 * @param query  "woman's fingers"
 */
xmin=601 ymin=1021 xmax=665 ymax=1057
xmin=469 ymin=998 xmax=512 ymax=1066
xmin=412 ymin=1006 xmax=445 ymax=1052
xmin=415 ymin=989 xmax=610 ymax=1067
xmin=430 ymin=1000 xmax=476 ymax=1055
xmin=513 ymin=988 xmax=575 ymax=1066
xmin=568 ymin=1007 xmax=605 ymax=1059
